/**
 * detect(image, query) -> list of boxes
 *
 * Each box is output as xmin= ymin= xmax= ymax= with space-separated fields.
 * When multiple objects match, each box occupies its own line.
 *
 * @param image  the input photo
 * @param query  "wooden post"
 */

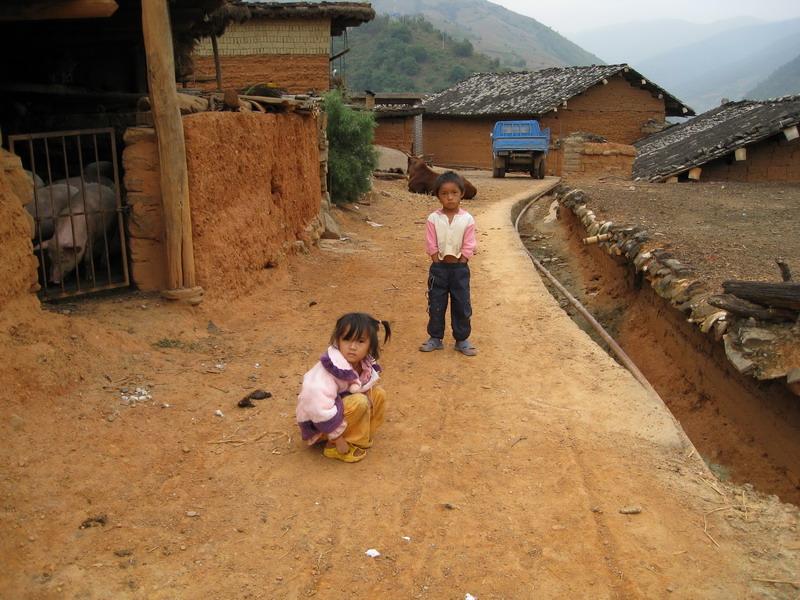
xmin=688 ymin=167 xmax=702 ymax=180
xmin=783 ymin=125 xmax=799 ymax=142
xmin=141 ymin=0 xmax=196 ymax=290
xmin=734 ymin=147 xmax=747 ymax=161
xmin=211 ymin=33 xmax=223 ymax=91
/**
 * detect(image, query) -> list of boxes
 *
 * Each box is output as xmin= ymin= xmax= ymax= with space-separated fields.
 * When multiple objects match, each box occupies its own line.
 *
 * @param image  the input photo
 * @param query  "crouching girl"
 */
xmin=296 ymin=313 xmax=391 ymax=463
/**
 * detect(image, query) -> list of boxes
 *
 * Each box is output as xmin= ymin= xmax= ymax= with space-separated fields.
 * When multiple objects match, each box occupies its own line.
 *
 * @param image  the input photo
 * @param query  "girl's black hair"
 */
xmin=330 ymin=312 xmax=391 ymax=359
xmin=432 ymin=171 xmax=465 ymax=197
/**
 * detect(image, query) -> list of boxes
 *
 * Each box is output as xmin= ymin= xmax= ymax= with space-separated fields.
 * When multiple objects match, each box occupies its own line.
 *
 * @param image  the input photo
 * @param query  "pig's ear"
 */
xmin=32 ymin=239 xmax=49 ymax=252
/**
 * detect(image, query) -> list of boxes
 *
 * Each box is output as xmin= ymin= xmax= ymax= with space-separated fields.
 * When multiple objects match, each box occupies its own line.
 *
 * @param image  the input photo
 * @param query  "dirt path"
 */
xmin=2 ymin=173 xmax=798 ymax=599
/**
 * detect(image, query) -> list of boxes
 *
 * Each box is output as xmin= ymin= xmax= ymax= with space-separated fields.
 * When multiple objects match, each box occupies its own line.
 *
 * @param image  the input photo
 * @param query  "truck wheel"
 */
xmin=492 ymin=159 xmax=506 ymax=178
xmin=538 ymin=158 xmax=546 ymax=179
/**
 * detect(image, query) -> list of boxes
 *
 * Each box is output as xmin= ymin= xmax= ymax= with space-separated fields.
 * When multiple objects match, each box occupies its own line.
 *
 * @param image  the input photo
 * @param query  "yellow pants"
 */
xmin=338 ymin=386 xmax=386 ymax=449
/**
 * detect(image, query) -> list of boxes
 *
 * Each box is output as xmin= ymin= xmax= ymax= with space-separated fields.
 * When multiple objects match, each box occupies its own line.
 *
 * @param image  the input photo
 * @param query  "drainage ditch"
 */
xmin=518 ymin=193 xmax=800 ymax=506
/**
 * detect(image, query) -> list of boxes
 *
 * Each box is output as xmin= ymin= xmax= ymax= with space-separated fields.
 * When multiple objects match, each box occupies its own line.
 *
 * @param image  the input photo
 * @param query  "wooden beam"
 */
xmin=722 ymin=280 xmax=800 ymax=310
xmin=734 ymin=147 xmax=747 ymax=161
xmin=708 ymin=294 xmax=796 ymax=322
xmin=141 ymin=0 xmax=196 ymax=290
xmin=687 ymin=167 xmax=702 ymax=180
xmin=0 ymin=0 xmax=118 ymax=21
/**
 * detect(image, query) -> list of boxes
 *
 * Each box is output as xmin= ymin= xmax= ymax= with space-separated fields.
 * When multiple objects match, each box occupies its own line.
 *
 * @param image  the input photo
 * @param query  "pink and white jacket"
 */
xmin=296 ymin=346 xmax=381 ymax=442
xmin=425 ymin=208 xmax=477 ymax=260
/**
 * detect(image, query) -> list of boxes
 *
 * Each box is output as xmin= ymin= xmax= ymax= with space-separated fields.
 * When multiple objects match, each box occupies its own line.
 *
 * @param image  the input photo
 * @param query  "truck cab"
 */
xmin=490 ymin=120 xmax=550 ymax=179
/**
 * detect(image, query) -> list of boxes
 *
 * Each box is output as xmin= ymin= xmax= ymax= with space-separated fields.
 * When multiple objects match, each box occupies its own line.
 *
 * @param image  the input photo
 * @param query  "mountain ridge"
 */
xmin=370 ymin=0 xmax=603 ymax=69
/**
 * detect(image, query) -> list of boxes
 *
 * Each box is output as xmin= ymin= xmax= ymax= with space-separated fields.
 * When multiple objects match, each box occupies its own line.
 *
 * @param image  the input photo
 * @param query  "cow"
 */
xmin=34 ymin=183 xmax=116 ymax=284
xmin=406 ymin=155 xmax=477 ymax=199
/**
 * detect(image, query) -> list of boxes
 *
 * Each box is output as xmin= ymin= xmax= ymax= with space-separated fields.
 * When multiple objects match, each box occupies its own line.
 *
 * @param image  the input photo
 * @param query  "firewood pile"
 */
xmin=556 ymin=186 xmax=799 ymax=391
xmin=137 ymin=90 xmax=320 ymax=123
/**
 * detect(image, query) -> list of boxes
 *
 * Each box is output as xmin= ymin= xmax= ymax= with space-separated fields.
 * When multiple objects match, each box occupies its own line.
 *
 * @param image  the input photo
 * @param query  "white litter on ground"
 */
xmin=401 ymin=536 xmax=411 ymax=541
xmin=214 ymin=409 xmax=224 ymax=417
xmin=465 ymin=594 xmax=477 ymax=600
xmin=365 ymin=548 xmax=381 ymax=558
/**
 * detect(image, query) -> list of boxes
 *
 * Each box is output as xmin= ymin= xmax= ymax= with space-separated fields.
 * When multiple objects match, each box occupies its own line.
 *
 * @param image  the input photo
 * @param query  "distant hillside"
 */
xmin=748 ymin=53 xmax=800 ymax=99
xmin=636 ymin=18 xmax=800 ymax=112
xmin=570 ymin=17 xmax=760 ymax=65
xmin=371 ymin=0 xmax=603 ymax=69
xmin=338 ymin=15 xmax=503 ymax=93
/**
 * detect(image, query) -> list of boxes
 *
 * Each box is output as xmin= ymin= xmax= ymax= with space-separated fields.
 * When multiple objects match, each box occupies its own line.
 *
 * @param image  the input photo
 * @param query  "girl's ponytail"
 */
xmin=380 ymin=320 xmax=392 ymax=344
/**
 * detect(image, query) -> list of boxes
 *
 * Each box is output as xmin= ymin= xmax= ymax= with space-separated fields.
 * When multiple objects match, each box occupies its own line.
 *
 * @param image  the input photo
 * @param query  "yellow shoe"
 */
xmin=323 ymin=444 xmax=367 ymax=463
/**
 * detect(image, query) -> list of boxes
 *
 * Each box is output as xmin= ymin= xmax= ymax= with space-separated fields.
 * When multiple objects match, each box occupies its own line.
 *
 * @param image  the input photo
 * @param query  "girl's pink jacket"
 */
xmin=296 ymin=345 xmax=381 ymax=441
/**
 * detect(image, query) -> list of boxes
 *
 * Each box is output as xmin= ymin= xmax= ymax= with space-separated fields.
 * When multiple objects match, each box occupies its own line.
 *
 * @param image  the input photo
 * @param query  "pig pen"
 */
xmin=123 ymin=111 xmax=323 ymax=295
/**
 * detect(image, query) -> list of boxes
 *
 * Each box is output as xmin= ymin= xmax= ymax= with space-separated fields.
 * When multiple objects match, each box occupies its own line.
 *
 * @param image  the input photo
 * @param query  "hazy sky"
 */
xmin=490 ymin=0 xmax=800 ymax=34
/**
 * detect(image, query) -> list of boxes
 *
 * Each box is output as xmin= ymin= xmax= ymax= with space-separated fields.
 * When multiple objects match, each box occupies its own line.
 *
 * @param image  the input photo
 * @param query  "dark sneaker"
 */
xmin=419 ymin=337 xmax=444 ymax=352
xmin=454 ymin=340 xmax=478 ymax=356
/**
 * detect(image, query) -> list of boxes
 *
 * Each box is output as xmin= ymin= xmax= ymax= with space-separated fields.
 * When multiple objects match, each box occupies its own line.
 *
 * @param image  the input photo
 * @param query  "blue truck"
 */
xmin=490 ymin=120 xmax=550 ymax=179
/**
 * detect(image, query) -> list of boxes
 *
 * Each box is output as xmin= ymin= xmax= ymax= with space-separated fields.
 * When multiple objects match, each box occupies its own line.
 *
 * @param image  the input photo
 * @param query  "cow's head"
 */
xmin=406 ymin=154 xmax=430 ymax=174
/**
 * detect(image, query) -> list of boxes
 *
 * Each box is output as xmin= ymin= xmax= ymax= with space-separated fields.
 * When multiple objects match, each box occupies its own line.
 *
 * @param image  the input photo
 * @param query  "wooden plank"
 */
xmin=141 ymin=0 xmax=196 ymax=290
xmin=784 ymin=125 xmax=799 ymax=142
xmin=722 ymin=280 xmax=800 ymax=310
xmin=734 ymin=147 xmax=747 ymax=161
xmin=0 ymin=0 xmax=118 ymax=20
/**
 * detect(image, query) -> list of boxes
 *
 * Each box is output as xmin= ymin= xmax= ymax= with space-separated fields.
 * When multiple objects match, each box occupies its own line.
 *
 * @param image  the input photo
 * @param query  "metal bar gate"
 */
xmin=9 ymin=128 xmax=130 ymax=300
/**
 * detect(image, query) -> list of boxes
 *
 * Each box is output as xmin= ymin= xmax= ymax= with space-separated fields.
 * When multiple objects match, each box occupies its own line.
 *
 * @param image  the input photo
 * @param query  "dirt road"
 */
xmin=2 ymin=173 xmax=798 ymax=599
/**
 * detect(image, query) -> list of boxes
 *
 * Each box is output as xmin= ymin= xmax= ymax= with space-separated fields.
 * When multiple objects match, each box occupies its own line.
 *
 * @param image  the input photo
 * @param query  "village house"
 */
xmin=349 ymin=91 xmax=425 ymax=155
xmin=191 ymin=0 xmax=375 ymax=94
xmin=421 ymin=64 xmax=693 ymax=175
xmin=633 ymin=95 xmax=800 ymax=183
xmin=0 ymin=0 xmax=356 ymax=309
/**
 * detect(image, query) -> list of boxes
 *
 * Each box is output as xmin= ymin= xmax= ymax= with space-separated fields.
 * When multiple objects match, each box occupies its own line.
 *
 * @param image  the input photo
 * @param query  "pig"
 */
xmin=34 ymin=183 xmax=116 ymax=284
xmin=51 ymin=162 xmax=117 ymax=194
xmin=26 ymin=183 xmax=79 ymax=241
xmin=24 ymin=169 xmax=45 ymax=189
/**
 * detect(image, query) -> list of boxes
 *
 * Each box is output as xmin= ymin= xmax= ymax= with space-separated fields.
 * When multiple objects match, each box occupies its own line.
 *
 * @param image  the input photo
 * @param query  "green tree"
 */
xmin=323 ymin=91 xmax=377 ymax=204
xmin=453 ymin=39 xmax=474 ymax=57
xmin=449 ymin=65 xmax=469 ymax=83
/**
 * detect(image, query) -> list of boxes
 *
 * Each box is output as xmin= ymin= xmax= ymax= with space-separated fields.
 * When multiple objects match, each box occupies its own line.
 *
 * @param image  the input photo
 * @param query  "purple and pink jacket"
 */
xmin=296 ymin=346 xmax=382 ymax=441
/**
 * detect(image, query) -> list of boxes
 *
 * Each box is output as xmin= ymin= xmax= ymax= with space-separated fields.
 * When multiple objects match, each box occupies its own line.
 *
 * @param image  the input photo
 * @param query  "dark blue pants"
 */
xmin=427 ymin=262 xmax=472 ymax=342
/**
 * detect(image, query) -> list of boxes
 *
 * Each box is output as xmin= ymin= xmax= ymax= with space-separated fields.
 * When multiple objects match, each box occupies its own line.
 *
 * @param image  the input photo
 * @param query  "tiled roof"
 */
xmin=633 ymin=95 xmax=800 ymax=181
xmin=228 ymin=1 xmax=374 ymax=34
xmin=422 ymin=64 xmax=692 ymax=118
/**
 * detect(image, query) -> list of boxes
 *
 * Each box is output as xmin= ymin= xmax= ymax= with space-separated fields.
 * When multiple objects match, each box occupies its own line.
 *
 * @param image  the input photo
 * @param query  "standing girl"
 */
xmin=296 ymin=313 xmax=391 ymax=463
xmin=420 ymin=171 xmax=478 ymax=356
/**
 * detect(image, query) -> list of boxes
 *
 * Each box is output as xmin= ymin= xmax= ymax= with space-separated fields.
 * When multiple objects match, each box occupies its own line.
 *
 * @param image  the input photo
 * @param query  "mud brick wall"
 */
xmin=423 ymin=74 xmax=665 ymax=174
xmin=700 ymin=135 xmax=800 ymax=183
xmin=373 ymin=117 xmax=415 ymax=154
xmin=562 ymin=140 xmax=636 ymax=179
xmin=192 ymin=19 xmax=330 ymax=93
xmin=423 ymin=117 xmax=495 ymax=169
xmin=123 ymin=111 xmax=321 ymax=294
xmin=193 ymin=54 xmax=329 ymax=94
xmin=0 ymin=151 xmax=40 ymax=313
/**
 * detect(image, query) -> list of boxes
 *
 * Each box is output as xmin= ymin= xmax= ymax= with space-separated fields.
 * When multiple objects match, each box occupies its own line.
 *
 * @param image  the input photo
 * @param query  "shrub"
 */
xmin=323 ymin=90 xmax=377 ymax=204
xmin=453 ymin=39 xmax=473 ymax=57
